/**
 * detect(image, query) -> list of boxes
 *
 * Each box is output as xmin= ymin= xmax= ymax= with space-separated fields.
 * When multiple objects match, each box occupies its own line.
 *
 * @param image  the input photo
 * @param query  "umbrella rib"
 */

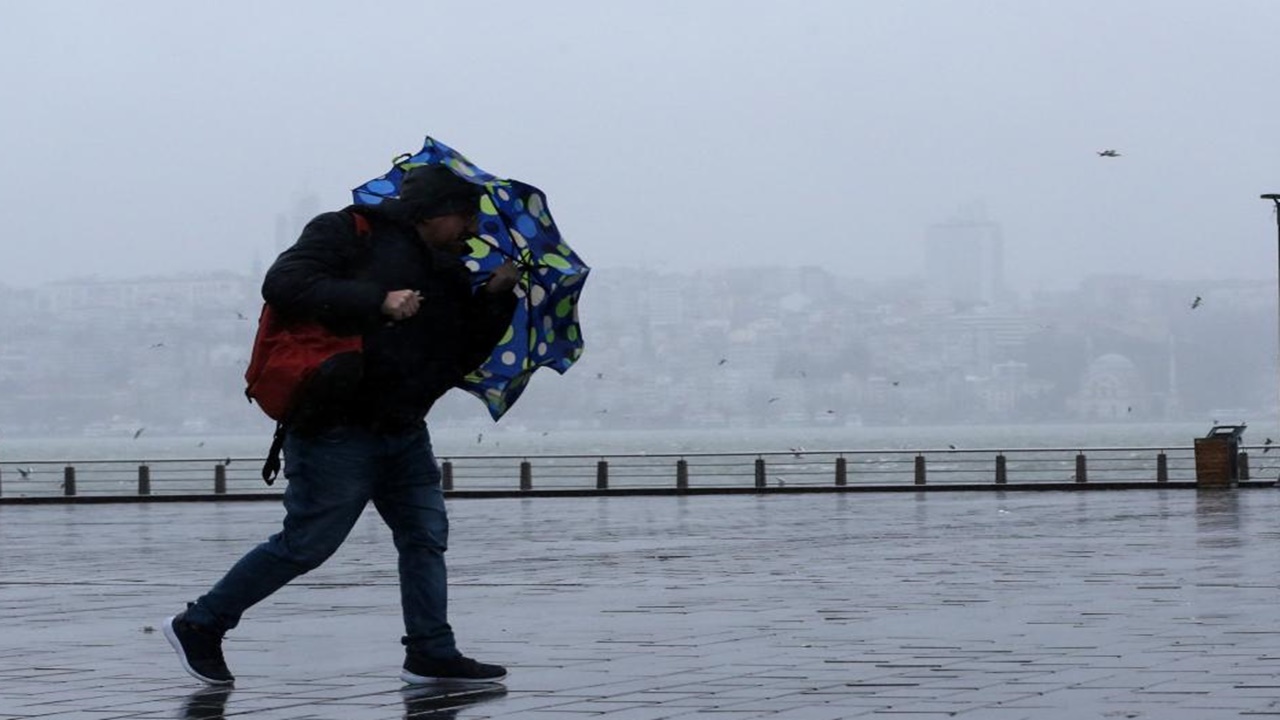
xmin=471 ymin=236 xmax=560 ymax=292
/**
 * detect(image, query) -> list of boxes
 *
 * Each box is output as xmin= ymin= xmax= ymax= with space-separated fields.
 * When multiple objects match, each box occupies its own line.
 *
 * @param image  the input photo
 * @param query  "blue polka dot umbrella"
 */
xmin=352 ymin=136 xmax=589 ymax=420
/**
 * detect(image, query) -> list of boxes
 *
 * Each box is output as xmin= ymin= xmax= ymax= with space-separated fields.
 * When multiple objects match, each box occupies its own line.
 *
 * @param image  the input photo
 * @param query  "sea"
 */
xmin=0 ymin=421 xmax=1266 ymax=464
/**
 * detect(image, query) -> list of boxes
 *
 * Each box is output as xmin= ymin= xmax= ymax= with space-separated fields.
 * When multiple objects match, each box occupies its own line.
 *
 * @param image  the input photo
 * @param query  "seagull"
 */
xmin=1096 ymin=149 xmax=1121 ymax=157
xmin=476 ymin=433 xmax=484 ymax=444
xmin=149 ymin=342 xmax=165 ymax=349
xmin=17 ymin=467 xmax=31 ymax=479
xmin=789 ymin=446 xmax=805 ymax=458
xmin=891 ymin=381 xmax=900 ymax=387
xmin=1265 ymin=438 xmax=1273 ymax=454
xmin=717 ymin=358 xmax=728 ymax=366
xmin=223 ymin=457 xmax=233 ymax=467
xmin=948 ymin=444 xmax=957 ymax=450
xmin=133 ymin=427 xmax=145 ymax=440
xmin=767 ymin=397 xmax=779 ymax=404
xmin=235 ymin=311 xmax=248 ymax=320
xmin=1191 ymin=296 xmax=1202 ymax=309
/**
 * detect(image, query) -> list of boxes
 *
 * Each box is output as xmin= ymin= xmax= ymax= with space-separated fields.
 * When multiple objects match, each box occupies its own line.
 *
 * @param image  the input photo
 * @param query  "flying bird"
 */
xmin=789 ymin=446 xmax=805 ymax=457
xmin=717 ymin=358 xmax=728 ymax=366
xmin=476 ymin=433 xmax=484 ymax=444
xmin=1096 ymin=149 xmax=1121 ymax=157
xmin=149 ymin=342 xmax=165 ymax=349
xmin=1191 ymin=296 xmax=1202 ymax=309
xmin=132 ymin=427 xmax=145 ymax=439
xmin=17 ymin=467 xmax=31 ymax=479
xmin=767 ymin=397 xmax=780 ymax=404
xmin=1264 ymin=438 xmax=1273 ymax=453
xmin=235 ymin=311 xmax=248 ymax=320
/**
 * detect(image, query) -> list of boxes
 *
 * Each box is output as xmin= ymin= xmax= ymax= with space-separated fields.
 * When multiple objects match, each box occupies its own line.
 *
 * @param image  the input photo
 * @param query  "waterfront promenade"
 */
xmin=3 ymin=488 xmax=1280 ymax=719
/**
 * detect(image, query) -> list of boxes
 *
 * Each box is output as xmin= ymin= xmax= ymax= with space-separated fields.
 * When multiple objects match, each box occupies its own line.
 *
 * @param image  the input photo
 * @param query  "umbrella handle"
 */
xmin=468 ymin=261 xmax=556 ymax=294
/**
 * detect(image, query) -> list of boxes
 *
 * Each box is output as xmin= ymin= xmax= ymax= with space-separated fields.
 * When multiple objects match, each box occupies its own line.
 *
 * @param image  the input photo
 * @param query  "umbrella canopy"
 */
xmin=352 ymin=136 xmax=589 ymax=420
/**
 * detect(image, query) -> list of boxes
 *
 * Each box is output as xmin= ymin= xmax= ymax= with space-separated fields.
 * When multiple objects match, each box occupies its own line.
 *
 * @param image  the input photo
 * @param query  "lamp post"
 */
xmin=1264 ymin=193 xmax=1280 ymax=431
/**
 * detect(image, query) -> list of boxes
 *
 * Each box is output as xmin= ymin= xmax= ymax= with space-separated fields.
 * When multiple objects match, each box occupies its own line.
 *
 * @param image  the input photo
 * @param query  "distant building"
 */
xmin=34 ymin=273 xmax=254 ymax=319
xmin=1072 ymin=353 xmax=1144 ymax=420
xmin=923 ymin=206 xmax=1007 ymax=308
xmin=275 ymin=191 xmax=323 ymax=253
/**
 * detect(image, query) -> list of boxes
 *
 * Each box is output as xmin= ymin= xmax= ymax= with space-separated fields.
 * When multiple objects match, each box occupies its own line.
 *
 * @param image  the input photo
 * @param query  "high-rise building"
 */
xmin=923 ymin=205 xmax=1007 ymax=307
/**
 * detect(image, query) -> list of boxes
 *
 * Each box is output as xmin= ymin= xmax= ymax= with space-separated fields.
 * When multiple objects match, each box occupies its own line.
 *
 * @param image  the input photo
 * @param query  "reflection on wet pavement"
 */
xmin=401 ymin=684 xmax=508 ymax=718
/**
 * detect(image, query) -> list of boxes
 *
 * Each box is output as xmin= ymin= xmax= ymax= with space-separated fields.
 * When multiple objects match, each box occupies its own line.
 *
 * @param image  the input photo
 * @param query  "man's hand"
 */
xmin=484 ymin=262 xmax=521 ymax=294
xmin=381 ymin=289 xmax=422 ymax=321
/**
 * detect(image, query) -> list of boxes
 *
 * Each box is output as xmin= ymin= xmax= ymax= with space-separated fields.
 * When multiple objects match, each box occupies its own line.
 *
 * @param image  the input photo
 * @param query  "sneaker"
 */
xmin=401 ymin=653 xmax=507 ymax=685
xmin=163 ymin=613 xmax=235 ymax=685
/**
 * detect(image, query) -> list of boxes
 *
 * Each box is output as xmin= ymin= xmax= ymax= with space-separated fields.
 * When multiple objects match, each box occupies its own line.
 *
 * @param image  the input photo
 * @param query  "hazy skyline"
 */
xmin=2 ymin=1 xmax=1278 ymax=290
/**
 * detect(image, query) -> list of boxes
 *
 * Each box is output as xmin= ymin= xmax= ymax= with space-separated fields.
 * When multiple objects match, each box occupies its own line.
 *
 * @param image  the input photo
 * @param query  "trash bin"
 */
xmin=1194 ymin=425 xmax=1246 ymax=487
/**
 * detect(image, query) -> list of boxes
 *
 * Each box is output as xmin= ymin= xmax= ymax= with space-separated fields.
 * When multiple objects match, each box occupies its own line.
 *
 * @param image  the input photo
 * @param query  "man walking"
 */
xmin=164 ymin=165 xmax=518 ymax=686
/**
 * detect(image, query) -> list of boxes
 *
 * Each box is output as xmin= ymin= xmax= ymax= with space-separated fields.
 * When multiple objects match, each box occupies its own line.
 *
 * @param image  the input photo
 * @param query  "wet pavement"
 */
xmin=2 ymin=488 xmax=1280 ymax=719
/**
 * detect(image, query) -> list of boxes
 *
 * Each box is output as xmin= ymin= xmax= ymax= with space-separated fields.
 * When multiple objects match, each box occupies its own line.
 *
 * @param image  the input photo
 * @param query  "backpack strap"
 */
xmin=262 ymin=422 xmax=286 ymax=485
xmin=351 ymin=210 xmax=371 ymax=237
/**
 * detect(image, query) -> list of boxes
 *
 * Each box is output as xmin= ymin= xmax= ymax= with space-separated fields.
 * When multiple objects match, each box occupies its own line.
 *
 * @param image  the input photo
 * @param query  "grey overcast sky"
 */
xmin=1 ymin=1 xmax=1277 ymax=290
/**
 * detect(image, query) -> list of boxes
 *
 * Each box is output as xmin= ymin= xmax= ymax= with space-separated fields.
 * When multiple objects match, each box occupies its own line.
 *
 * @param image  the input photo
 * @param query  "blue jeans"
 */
xmin=184 ymin=425 xmax=458 ymax=659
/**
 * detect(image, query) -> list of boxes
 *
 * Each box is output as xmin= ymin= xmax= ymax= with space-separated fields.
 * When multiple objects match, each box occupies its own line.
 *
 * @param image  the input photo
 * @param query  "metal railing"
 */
xmin=1 ymin=445 xmax=1275 ymax=501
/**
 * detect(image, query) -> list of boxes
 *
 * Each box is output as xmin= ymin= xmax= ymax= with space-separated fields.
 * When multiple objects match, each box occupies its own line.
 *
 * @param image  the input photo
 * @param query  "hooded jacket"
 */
xmin=262 ymin=203 xmax=516 ymax=431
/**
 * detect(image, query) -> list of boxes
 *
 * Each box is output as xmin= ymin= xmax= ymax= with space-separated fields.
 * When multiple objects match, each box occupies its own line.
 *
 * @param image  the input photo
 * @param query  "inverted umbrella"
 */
xmin=352 ymin=136 xmax=589 ymax=420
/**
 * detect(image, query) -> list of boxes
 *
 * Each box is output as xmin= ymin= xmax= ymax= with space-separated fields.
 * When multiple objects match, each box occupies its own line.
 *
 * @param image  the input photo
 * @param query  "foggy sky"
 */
xmin=2 ymin=1 xmax=1277 ymax=291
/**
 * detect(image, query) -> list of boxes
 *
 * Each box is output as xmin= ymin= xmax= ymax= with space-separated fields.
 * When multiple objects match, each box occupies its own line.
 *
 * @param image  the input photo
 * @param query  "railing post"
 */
xmin=442 ymin=460 xmax=453 ymax=491
xmin=677 ymin=459 xmax=689 ymax=490
xmin=1156 ymin=452 xmax=1168 ymax=483
xmin=63 ymin=466 xmax=76 ymax=496
xmin=0 ymin=466 xmax=4 ymax=498
xmin=914 ymin=455 xmax=926 ymax=485
xmin=1075 ymin=453 xmax=1087 ymax=484
xmin=995 ymin=454 xmax=1007 ymax=485
xmin=214 ymin=464 xmax=227 ymax=495
xmin=754 ymin=457 xmax=766 ymax=489
xmin=835 ymin=456 xmax=847 ymax=486
xmin=520 ymin=460 xmax=532 ymax=491
xmin=1239 ymin=451 xmax=1250 ymax=481
xmin=138 ymin=464 xmax=151 ymax=495
xmin=596 ymin=460 xmax=608 ymax=490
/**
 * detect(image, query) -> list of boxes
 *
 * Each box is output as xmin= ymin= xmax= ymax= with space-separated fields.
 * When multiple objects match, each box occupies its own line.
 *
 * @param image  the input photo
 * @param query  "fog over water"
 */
xmin=2 ymin=2 xmax=1279 ymax=457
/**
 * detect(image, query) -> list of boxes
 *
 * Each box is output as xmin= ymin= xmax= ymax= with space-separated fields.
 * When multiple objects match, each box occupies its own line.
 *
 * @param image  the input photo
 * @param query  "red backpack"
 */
xmin=245 ymin=211 xmax=371 ymax=482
